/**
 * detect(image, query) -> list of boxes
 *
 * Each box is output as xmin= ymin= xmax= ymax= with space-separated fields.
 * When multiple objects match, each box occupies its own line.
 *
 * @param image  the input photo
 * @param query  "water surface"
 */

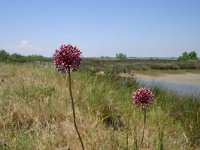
xmin=135 ymin=77 xmax=200 ymax=97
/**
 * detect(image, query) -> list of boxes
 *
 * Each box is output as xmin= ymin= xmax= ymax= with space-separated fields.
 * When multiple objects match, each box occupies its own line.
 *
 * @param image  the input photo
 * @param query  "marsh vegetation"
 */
xmin=0 ymin=61 xmax=200 ymax=149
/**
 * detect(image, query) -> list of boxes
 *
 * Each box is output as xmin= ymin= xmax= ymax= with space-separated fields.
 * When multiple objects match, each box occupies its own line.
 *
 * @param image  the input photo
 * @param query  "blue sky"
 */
xmin=0 ymin=0 xmax=200 ymax=57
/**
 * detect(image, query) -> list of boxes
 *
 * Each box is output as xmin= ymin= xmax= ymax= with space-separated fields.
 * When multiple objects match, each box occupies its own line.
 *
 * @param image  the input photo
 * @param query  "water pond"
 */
xmin=135 ymin=77 xmax=200 ymax=97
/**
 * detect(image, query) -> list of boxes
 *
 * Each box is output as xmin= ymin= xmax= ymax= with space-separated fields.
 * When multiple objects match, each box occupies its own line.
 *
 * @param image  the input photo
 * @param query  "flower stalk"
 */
xmin=68 ymin=69 xmax=85 ymax=150
xmin=53 ymin=44 xmax=84 ymax=150
xmin=141 ymin=108 xmax=146 ymax=146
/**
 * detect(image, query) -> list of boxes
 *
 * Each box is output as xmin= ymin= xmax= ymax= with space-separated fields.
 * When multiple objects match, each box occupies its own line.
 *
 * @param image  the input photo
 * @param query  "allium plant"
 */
xmin=133 ymin=87 xmax=154 ymax=109
xmin=53 ymin=44 xmax=82 ymax=73
xmin=53 ymin=44 xmax=84 ymax=150
xmin=133 ymin=87 xmax=154 ymax=147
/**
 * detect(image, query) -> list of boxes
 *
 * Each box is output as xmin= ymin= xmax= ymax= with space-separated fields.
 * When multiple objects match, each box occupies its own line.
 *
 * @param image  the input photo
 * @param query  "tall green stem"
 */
xmin=67 ymin=70 xmax=85 ymax=150
xmin=141 ymin=108 xmax=146 ymax=147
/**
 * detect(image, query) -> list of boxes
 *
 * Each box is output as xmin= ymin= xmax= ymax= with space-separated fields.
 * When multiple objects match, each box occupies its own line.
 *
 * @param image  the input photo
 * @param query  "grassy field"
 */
xmin=0 ymin=62 xmax=200 ymax=150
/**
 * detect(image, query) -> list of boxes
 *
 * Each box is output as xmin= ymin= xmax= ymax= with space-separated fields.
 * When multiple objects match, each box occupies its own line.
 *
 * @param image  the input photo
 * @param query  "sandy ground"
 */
xmin=135 ymin=73 xmax=200 ymax=85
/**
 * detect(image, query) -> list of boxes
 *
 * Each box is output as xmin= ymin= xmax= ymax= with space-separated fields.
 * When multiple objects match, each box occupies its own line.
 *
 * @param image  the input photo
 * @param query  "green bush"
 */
xmin=178 ymin=51 xmax=198 ymax=61
xmin=0 ymin=49 xmax=9 ymax=61
xmin=116 ymin=53 xmax=127 ymax=60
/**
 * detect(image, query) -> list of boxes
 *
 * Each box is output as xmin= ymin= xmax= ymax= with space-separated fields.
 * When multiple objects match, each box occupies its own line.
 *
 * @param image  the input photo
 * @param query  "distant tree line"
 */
xmin=0 ymin=49 xmax=52 ymax=63
xmin=178 ymin=51 xmax=198 ymax=61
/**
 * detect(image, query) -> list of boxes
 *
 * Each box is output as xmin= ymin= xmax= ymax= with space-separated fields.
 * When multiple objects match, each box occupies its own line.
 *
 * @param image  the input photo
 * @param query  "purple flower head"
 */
xmin=53 ymin=44 xmax=82 ymax=73
xmin=133 ymin=87 xmax=154 ymax=109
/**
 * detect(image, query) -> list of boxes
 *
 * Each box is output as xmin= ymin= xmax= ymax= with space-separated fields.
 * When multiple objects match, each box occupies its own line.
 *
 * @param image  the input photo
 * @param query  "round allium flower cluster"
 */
xmin=133 ymin=87 xmax=154 ymax=108
xmin=53 ymin=44 xmax=82 ymax=73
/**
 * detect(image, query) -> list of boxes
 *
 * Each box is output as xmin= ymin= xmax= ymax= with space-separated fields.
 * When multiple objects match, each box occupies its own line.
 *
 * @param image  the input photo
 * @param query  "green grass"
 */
xmin=0 ymin=63 xmax=200 ymax=149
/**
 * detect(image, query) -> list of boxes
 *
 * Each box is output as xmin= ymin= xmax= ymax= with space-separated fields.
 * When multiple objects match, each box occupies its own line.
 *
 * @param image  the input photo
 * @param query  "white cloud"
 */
xmin=19 ymin=40 xmax=33 ymax=49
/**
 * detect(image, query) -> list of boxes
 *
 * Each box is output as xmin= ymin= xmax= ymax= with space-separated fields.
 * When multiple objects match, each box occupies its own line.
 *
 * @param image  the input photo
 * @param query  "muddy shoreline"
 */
xmin=135 ymin=73 xmax=200 ymax=85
